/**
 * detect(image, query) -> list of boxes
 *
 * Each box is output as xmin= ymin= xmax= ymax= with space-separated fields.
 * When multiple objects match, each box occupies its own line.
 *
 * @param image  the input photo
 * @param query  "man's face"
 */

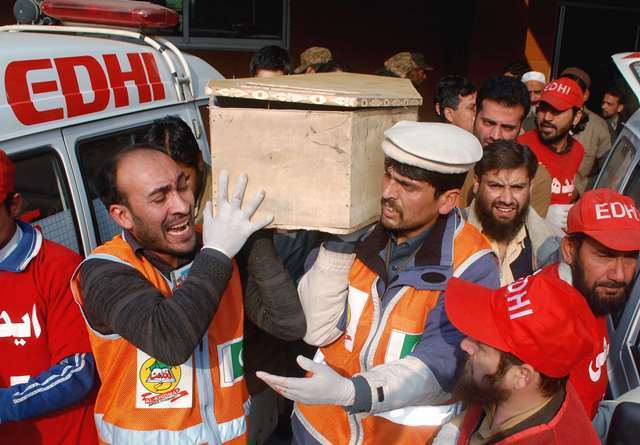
xmin=0 ymin=194 xmax=20 ymax=247
xmin=567 ymin=236 xmax=637 ymax=316
xmin=525 ymin=80 xmax=545 ymax=107
xmin=535 ymin=101 xmax=580 ymax=145
xmin=474 ymin=166 xmax=531 ymax=242
xmin=473 ymin=100 xmax=525 ymax=147
xmin=255 ymin=69 xmax=284 ymax=78
xmin=114 ymin=150 xmax=196 ymax=263
xmin=448 ymin=92 xmax=477 ymax=133
xmin=452 ymin=338 xmax=511 ymax=406
xmin=380 ymin=165 xmax=441 ymax=241
xmin=407 ymin=67 xmax=427 ymax=86
xmin=175 ymin=161 xmax=202 ymax=202
xmin=601 ymin=94 xmax=622 ymax=119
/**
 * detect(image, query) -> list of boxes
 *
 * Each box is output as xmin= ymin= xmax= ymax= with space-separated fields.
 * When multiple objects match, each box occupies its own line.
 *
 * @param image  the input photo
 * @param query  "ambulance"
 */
xmin=1 ymin=0 xmax=222 ymax=256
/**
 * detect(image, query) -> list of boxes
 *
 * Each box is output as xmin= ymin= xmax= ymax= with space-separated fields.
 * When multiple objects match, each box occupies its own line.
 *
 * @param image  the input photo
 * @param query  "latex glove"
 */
xmin=203 ymin=170 xmax=273 ymax=258
xmin=256 ymin=355 xmax=355 ymax=406
xmin=545 ymin=204 xmax=572 ymax=231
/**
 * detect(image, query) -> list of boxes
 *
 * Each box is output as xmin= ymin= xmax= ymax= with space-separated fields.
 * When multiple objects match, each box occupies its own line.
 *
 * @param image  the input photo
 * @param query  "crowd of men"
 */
xmin=1 ymin=43 xmax=639 ymax=445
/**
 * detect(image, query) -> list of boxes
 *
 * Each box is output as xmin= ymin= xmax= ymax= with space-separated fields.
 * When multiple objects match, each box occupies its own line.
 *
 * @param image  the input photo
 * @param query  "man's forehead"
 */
xmin=117 ymin=150 xmax=181 ymax=192
xmin=482 ymin=166 xmax=530 ymax=182
xmin=581 ymin=235 xmax=639 ymax=257
xmin=480 ymin=99 xmax=524 ymax=120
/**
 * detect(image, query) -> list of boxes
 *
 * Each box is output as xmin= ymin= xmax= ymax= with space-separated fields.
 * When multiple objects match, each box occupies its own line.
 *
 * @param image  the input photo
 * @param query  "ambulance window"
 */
xmin=624 ymin=162 xmax=640 ymax=207
xmin=12 ymin=150 xmax=81 ymax=254
xmin=76 ymin=125 xmax=151 ymax=245
xmin=598 ymin=137 xmax=635 ymax=192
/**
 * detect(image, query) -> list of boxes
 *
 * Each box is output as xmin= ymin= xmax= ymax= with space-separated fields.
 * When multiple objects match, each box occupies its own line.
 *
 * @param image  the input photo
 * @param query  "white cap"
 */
xmin=521 ymin=71 xmax=546 ymax=84
xmin=382 ymin=121 xmax=482 ymax=174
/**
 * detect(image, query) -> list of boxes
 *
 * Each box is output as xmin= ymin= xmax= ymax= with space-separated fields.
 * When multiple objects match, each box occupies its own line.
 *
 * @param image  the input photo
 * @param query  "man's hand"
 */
xmin=256 ymin=355 xmax=355 ymax=406
xmin=546 ymin=204 xmax=572 ymax=231
xmin=203 ymin=170 xmax=273 ymax=258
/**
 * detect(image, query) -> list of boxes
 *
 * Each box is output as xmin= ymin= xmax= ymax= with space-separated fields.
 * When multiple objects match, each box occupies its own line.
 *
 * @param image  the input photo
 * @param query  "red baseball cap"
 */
xmin=539 ymin=77 xmax=584 ymax=111
xmin=0 ymin=150 xmax=15 ymax=202
xmin=445 ymin=270 xmax=596 ymax=378
xmin=567 ymin=188 xmax=640 ymax=252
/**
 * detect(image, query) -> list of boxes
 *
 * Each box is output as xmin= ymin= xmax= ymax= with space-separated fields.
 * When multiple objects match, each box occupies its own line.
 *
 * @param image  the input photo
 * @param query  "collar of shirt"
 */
xmin=0 ymin=223 xmax=22 ymax=263
xmin=384 ymin=227 xmax=431 ymax=280
xmin=472 ymin=393 xmax=556 ymax=443
xmin=123 ymin=230 xmax=196 ymax=277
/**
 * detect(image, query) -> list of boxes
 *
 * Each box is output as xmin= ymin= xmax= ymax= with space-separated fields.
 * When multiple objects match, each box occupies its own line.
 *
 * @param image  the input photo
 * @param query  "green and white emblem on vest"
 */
xmin=218 ymin=337 xmax=244 ymax=387
xmin=384 ymin=329 xmax=422 ymax=363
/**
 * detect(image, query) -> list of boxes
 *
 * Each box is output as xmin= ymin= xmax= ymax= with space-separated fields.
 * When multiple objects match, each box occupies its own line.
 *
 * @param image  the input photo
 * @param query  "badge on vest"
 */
xmin=344 ymin=286 xmax=368 ymax=352
xmin=384 ymin=329 xmax=422 ymax=363
xmin=170 ymin=262 xmax=193 ymax=289
xmin=136 ymin=350 xmax=193 ymax=408
xmin=217 ymin=337 xmax=244 ymax=388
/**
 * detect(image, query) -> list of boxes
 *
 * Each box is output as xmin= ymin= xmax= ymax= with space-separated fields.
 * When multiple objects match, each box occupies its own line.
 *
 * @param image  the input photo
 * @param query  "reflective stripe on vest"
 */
xmin=375 ymin=403 xmax=460 ymax=427
xmin=94 ymin=399 xmax=251 ymax=444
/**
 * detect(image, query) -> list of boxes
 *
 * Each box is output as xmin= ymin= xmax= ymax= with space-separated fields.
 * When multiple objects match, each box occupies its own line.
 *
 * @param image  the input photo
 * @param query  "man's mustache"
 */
xmin=381 ymin=197 xmax=401 ymax=212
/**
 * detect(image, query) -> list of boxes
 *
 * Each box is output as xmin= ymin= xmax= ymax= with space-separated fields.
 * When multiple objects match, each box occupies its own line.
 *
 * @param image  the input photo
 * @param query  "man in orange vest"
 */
xmin=433 ymin=270 xmax=600 ymax=444
xmin=258 ymin=121 xmax=501 ymax=444
xmin=71 ymin=145 xmax=274 ymax=444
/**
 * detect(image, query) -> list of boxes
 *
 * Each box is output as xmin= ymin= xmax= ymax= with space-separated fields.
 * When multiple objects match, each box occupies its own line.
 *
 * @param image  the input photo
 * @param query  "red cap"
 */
xmin=540 ymin=77 xmax=584 ymax=111
xmin=567 ymin=188 xmax=640 ymax=251
xmin=445 ymin=270 xmax=596 ymax=378
xmin=0 ymin=150 xmax=15 ymax=202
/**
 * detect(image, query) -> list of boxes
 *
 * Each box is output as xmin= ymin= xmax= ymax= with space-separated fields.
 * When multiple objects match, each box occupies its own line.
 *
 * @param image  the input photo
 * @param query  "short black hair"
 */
xmin=477 ymin=76 xmax=531 ymax=118
xmin=604 ymin=86 xmax=625 ymax=104
xmin=502 ymin=59 xmax=532 ymax=79
xmin=314 ymin=60 xmax=351 ymax=73
xmin=144 ymin=116 xmax=200 ymax=167
xmin=249 ymin=45 xmax=292 ymax=76
xmin=94 ymin=143 xmax=165 ymax=208
xmin=434 ymin=75 xmax=476 ymax=120
xmin=384 ymin=157 xmax=466 ymax=199
xmin=474 ymin=139 xmax=538 ymax=181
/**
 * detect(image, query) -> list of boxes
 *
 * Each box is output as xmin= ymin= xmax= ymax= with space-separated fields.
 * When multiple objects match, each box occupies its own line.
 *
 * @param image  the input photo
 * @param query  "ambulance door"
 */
xmin=2 ymin=130 xmax=85 ymax=255
xmin=61 ymin=104 xmax=199 ymax=255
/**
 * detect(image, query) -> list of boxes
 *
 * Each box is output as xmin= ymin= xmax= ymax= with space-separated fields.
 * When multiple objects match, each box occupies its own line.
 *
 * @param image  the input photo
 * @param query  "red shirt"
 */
xmin=0 ymin=238 xmax=97 ymax=444
xmin=518 ymin=130 xmax=584 ymax=205
xmin=544 ymin=263 xmax=607 ymax=419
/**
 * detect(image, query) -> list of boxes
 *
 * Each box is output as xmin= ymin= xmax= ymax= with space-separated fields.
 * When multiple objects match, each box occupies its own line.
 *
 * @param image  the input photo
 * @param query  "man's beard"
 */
xmin=536 ymin=119 xmax=572 ymax=145
xmin=475 ymin=197 xmax=528 ymax=243
xmin=130 ymin=210 xmax=197 ymax=259
xmin=571 ymin=256 xmax=630 ymax=316
xmin=452 ymin=355 xmax=511 ymax=406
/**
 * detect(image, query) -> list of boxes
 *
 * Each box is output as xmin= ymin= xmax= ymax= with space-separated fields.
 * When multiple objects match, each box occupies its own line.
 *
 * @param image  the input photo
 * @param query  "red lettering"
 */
xmin=103 ymin=53 xmax=151 ymax=107
xmin=54 ymin=56 xmax=110 ymax=118
xmin=141 ymin=53 xmax=166 ymax=101
xmin=5 ymin=59 xmax=63 ymax=125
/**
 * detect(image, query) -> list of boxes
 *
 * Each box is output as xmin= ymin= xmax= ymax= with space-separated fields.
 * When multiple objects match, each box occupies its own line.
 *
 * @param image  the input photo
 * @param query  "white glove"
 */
xmin=256 ymin=355 xmax=355 ymax=406
xmin=545 ymin=204 xmax=572 ymax=231
xmin=203 ymin=170 xmax=273 ymax=258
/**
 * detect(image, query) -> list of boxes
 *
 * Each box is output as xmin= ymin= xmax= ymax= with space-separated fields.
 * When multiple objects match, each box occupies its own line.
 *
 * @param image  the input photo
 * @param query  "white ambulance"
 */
xmin=1 ymin=0 xmax=222 ymax=256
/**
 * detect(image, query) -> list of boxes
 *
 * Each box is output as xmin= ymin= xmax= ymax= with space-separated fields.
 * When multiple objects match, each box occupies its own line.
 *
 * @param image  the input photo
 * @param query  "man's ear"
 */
xmin=443 ymin=106 xmax=455 ymax=124
xmin=584 ymin=89 xmax=590 ymax=102
xmin=8 ymin=193 xmax=23 ymax=219
xmin=560 ymin=236 xmax=576 ymax=265
xmin=109 ymin=204 xmax=134 ymax=231
xmin=511 ymin=364 xmax=537 ymax=391
xmin=472 ymin=174 xmax=480 ymax=195
xmin=617 ymin=103 xmax=625 ymax=113
xmin=437 ymin=189 xmax=460 ymax=215
xmin=572 ymin=108 xmax=584 ymax=127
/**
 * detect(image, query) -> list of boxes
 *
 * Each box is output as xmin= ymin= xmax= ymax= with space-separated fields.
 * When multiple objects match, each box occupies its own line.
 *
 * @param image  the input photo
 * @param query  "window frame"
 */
xmin=9 ymin=145 xmax=84 ymax=255
xmin=163 ymin=0 xmax=291 ymax=51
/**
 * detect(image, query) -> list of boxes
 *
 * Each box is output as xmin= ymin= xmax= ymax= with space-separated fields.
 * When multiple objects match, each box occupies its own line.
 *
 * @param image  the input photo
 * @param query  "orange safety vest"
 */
xmin=296 ymin=216 xmax=493 ymax=445
xmin=71 ymin=235 xmax=249 ymax=445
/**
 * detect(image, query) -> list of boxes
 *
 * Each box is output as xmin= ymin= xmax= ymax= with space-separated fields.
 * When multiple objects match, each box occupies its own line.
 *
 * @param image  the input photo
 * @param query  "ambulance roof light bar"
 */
xmin=40 ymin=0 xmax=178 ymax=29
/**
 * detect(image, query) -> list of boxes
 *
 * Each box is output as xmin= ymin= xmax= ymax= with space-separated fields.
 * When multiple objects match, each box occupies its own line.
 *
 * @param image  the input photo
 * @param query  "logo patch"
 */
xmin=218 ymin=337 xmax=244 ymax=387
xmin=385 ymin=329 xmax=422 ymax=363
xmin=136 ymin=350 xmax=193 ymax=408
